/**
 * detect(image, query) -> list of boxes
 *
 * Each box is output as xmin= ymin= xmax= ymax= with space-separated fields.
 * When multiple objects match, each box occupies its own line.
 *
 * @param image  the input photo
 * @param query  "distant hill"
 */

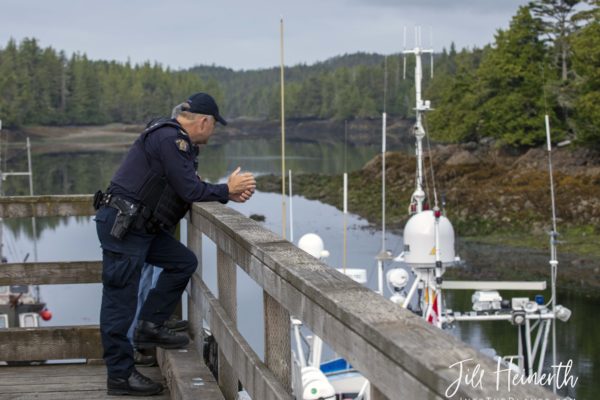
xmin=187 ymin=52 xmax=411 ymax=120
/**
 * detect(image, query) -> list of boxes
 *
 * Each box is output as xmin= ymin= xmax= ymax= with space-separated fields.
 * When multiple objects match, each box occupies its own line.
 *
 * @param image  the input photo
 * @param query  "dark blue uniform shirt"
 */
xmin=109 ymin=119 xmax=229 ymax=204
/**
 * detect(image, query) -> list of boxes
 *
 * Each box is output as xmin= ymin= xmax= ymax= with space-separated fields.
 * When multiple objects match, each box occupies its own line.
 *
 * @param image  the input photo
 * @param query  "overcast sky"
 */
xmin=1 ymin=0 xmax=529 ymax=71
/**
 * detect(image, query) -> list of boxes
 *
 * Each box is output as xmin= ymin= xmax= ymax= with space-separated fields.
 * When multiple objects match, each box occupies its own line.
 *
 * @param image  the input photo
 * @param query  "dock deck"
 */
xmin=0 ymin=364 xmax=168 ymax=400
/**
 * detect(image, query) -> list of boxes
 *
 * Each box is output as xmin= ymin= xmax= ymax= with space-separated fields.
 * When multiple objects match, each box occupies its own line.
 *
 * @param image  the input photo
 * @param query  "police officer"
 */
xmin=95 ymin=92 xmax=255 ymax=396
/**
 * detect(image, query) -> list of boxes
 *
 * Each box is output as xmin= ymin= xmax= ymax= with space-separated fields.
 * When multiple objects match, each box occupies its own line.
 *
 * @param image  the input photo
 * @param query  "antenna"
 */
xmin=545 ymin=114 xmax=559 ymax=394
xmin=280 ymin=17 xmax=287 ymax=240
xmin=414 ymin=26 xmax=418 ymax=47
xmin=342 ymin=121 xmax=348 ymax=274
xmin=289 ymin=169 xmax=294 ymax=243
xmin=403 ymin=27 xmax=434 ymax=214
xmin=430 ymin=26 xmax=434 ymax=79
xmin=403 ymin=26 xmax=407 ymax=80
xmin=383 ymin=55 xmax=388 ymax=113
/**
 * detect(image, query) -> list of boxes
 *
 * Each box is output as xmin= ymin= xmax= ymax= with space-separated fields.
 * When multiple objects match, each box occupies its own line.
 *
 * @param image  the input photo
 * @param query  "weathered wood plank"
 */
xmin=189 ymin=202 xmax=553 ymax=400
xmin=0 ymin=195 xmax=95 ymax=218
xmin=156 ymin=342 xmax=224 ymax=400
xmin=0 ymin=325 xmax=101 ymax=361
xmin=0 ymin=364 xmax=169 ymax=400
xmin=263 ymin=291 xmax=291 ymax=393
xmin=217 ymin=248 xmax=238 ymax=400
xmin=187 ymin=222 xmax=203 ymax=342
xmin=190 ymin=274 xmax=293 ymax=400
xmin=0 ymin=261 xmax=102 ymax=285
xmin=1 ymin=391 xmax=170 ymax=400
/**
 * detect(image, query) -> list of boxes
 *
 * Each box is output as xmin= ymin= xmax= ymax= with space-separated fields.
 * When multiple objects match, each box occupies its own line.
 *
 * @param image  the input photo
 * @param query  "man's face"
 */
xmin=189 ymin=115 xmax=216 ymax=145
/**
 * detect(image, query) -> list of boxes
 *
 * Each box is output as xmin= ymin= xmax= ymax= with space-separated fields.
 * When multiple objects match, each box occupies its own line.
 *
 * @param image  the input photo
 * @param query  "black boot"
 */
xmin=134 ymin=349 xmax=157 ymax=367
xmin=107 ymin=368 xmax=164 ymax=396
xmin=134 ymin=320 xmax=190 ymax=350
xmin=164 ymin=318 xmax=189 ymax=332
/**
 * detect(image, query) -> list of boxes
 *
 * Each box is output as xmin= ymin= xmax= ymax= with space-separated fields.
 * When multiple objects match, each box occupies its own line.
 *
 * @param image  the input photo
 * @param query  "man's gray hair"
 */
xmin=171 ymin=102 xmax=190 ymax=118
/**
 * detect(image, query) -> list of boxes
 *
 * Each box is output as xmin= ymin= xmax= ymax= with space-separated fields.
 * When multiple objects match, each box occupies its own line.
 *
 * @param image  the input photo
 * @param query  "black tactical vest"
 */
xmin=111 ymin=118 xmax=191 ymax=232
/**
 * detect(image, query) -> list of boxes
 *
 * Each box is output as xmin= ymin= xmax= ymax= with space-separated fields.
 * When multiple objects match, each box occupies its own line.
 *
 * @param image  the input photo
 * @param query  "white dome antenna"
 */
xmin=298 ymin=233 xmax=330 ymax=260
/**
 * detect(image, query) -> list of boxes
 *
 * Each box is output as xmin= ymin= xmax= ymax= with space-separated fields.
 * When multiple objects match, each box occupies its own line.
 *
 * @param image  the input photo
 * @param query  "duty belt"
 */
xmin=93 ymin=191 xmax=136 ymax=211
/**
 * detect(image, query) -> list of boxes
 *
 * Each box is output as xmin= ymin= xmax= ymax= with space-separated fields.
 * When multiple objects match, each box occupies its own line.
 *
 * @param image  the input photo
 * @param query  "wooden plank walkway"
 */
xmin=0 ymin=364 xmax=169 ymax=399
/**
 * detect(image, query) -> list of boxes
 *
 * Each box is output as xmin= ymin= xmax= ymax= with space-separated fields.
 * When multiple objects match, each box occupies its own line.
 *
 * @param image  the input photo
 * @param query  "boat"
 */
xmin=288 ymin=27 xmax=572 ymax=398
xmin=383 ymin=30 xmax=571 ymax=394
xmin=0 ymin=284 xmax=48 ymax=329
xmin=0 ymin=123 xmax=52 ymax=334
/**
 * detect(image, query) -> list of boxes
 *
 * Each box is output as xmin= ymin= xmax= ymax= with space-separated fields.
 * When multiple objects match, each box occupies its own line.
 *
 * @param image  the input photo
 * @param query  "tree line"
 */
xmin=0 ymin=1 xmax=598 ymax=148
xmin=0 ymin=38 xmax=222 ymax=126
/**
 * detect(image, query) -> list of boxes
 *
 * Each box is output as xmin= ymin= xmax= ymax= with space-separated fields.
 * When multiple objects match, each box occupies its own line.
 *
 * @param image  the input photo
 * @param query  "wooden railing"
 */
xmin=0 ymin=195 xmax=101 ymax=362
xmin=0 ymin=196 xmax=555 ymax=400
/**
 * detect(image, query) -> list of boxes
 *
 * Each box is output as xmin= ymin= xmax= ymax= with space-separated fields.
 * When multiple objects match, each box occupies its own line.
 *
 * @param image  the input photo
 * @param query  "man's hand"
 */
xmin=227 ymin=167 xmax=256 ymax=203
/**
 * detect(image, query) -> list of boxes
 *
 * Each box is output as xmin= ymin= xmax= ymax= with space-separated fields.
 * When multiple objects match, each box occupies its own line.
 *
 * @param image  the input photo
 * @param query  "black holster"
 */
xmin=108 ymin=197 xmax=139 ymax=240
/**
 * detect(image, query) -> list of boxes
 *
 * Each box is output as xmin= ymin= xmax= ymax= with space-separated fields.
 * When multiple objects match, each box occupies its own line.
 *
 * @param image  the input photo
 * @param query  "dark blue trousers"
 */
xmin=95 ymin=206 xmax=197 ymax=379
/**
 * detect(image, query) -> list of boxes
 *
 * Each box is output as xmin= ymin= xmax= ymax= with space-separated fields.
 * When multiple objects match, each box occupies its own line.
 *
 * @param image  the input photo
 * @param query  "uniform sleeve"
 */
xmin=157 ymin=134 xmax=229 ymax=204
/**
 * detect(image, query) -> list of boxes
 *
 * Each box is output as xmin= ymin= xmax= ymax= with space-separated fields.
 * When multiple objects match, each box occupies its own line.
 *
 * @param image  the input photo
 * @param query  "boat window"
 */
xmin=19 ymin=313 xmax=39 ymax=328
xmin=0 ymin=286 xmax=8 ymax=294
xmin=0 ymin=314 xmax=7 ymax=328
xmin=340 ymin=394 xmax=359 ymax=400
xmin=9 ymin=285 xmax=29 ymax=294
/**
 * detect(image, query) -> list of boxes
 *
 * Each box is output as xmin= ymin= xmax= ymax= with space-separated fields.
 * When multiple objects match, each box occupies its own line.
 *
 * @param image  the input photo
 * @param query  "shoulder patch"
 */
xmin=175 ymin=139 xmax=189 ymax=152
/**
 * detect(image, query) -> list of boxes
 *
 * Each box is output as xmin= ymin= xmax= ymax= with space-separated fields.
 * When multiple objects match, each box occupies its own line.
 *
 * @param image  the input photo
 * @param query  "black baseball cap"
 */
xmin=186 ymin=92 xmax=227 ymax=125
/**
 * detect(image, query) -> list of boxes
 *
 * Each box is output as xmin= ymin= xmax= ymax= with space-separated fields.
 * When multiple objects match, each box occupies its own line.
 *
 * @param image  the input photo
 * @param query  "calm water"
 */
xmin=1 ymin=137 xmax=597 ymax=399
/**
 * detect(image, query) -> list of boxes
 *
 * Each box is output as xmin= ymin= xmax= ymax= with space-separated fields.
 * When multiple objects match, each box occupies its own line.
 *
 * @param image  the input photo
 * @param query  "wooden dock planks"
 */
xmin=0 ymin=364 xmax=169 ymax=399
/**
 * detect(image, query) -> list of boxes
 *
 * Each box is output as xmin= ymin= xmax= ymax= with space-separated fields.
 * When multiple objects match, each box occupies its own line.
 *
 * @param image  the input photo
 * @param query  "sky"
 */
xmin=0 ymin=0 xmax=529 ymax=71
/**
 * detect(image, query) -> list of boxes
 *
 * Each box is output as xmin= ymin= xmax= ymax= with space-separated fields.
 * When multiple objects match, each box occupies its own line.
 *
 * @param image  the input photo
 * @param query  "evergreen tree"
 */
xmin=427 ymin=48 xmax=484 ymax=142
xmin=570 ymin=0 xmax=600 ymax=146
xmin=0 ymin=39 xmax=20 ymax=126
xmin=475 ymin=6 xmax=561 ymax=146
xmin=530 ymin=0 xmax=582 ymax=81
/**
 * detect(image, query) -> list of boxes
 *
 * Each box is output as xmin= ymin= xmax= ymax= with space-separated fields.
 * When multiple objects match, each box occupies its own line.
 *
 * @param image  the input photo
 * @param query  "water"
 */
xmin=1 ymin=136 xmax=597 ymax=398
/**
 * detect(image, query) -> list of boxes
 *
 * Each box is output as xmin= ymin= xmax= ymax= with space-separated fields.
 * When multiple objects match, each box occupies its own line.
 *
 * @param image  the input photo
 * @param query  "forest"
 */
xmin=0 ymin=1 xmax=598 ymax=148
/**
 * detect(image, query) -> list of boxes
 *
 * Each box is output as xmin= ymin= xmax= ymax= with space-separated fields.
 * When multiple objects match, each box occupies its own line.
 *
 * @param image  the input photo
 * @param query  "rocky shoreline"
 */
xmin=256 ymin=142 xmax=600 ymax=297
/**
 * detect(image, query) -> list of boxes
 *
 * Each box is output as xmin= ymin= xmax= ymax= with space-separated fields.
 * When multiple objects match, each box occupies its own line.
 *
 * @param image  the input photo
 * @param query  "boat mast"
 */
xmin=280 ymin=17 xmax=287 ymax=240
xmin=404 ymin=27 xmax=433 ymax=214
xmin=544 ymin=114 xmax=559 ymax=394
xmin=376 ymin=57 xmax=392 ymax=295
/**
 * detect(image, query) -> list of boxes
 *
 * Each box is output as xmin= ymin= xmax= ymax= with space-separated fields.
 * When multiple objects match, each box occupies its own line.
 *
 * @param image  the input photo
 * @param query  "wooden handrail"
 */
xmin=188 ymin=201 xmax=553 ymax=400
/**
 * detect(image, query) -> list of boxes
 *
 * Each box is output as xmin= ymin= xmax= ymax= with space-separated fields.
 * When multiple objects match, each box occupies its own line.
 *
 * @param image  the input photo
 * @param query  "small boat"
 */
xmin=0 ymin=284 xmax=47 ymax=329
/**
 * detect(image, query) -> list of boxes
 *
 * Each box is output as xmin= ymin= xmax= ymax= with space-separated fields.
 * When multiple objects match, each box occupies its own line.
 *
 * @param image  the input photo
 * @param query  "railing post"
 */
xmin=370 ymin=384 xmax=388 ymax=400
xmin=263 ymin=291 xmax=291 ymax=392
xmin=187 ymin=217 xmax=202 ymax=340
xmin=217 ymin=247 xmax=238 ymax=400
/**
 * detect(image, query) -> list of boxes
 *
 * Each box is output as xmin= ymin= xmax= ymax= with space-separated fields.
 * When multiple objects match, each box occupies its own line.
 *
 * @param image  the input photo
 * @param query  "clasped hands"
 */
xmin=227 ymin=167 xmax=256 ymax=203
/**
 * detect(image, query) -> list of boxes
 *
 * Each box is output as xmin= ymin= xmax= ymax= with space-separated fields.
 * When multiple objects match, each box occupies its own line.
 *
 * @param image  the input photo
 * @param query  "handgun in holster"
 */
xmin=109 ymin=197 xmax=139 ymax=240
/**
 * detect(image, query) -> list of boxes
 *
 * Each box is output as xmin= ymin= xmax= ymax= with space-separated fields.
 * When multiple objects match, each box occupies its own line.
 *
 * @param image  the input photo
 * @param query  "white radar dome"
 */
xmin=298 ymin=233 xmax=330 ymax=260
xmin=402 ymin=210 xmax=456 ymax=268
xmin=300 ymin=366 xmax=336 ymax=400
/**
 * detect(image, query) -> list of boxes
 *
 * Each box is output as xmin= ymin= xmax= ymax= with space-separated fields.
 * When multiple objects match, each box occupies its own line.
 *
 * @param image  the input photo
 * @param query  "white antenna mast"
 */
xmin=404 ymin=27 xmax=434 ymax=214
xmin=280 ymin=17 xmax=287 ymax=240
xmin=376 ymin=57 xmax=392 ymax=296
xmin=289 ymin=169 xmax=294 ymax=243
xmin=342 ymin=121 xmax=348 ymax=274
xmin=403 ymin=26 xmax=407 ymax=80
xmin=545 ymin=115 xmax=559 ymax=394
xmin=430 ymin=26 xmax=434 ymax=79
